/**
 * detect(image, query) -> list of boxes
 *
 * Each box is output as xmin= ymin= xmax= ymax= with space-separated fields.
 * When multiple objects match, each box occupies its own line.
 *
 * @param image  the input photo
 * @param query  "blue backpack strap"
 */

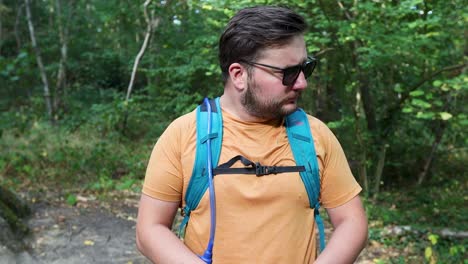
xmin=285 ymin=109 xmax=326 ymax=252
xmin=179 ymin=97 xmax=223 ymax=237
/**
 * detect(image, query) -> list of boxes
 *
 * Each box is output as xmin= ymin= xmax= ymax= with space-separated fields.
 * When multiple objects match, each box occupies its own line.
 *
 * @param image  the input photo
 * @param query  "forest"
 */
xmin=0 ymin=0 xmax=466 ymax=263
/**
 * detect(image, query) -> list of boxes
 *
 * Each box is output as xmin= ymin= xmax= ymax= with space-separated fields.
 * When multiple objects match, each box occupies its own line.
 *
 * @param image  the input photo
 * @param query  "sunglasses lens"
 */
xmin=283 ymin=65 xmax=302 ymax=86
xmin=282 ymin=58 xmax=317 ymax=86
xmin=303 ymin=60 xmax=316 ymax=79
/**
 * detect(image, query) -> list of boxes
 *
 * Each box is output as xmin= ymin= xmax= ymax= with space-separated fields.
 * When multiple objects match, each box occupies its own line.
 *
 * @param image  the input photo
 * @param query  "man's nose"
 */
xmin=292 ymin=71 xmax=308 ymax=90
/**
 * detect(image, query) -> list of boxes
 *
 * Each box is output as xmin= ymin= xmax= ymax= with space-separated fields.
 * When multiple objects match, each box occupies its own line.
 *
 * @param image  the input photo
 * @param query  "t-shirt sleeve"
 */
xmin=142 ymin=118 xmax=185 ymax=202
xmin=311 ymin=117 xmax=362 ymax=209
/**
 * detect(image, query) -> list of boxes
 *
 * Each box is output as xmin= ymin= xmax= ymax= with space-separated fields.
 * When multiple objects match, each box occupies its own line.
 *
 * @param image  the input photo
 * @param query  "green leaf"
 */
xmin=449 ymin=246 xmax=458 ymax=256
xmin=440 ymin=112 xmax=453 ymax=120
xmin=428 ymin=234 xmax=439 ymax=245
xmin=425 ymin=247 xmax=433 ymax=260
xmin=66 ymin=194 xmax=77 ymax=206
xmin=440 ymin=84 xmax=450 ymax=92
xmin=116 ymin=178 xmax=136 ymax=190
xmin=433 ymin=80 xmax=443 ymax=87
xmin=327 ymin=121 xmax=344 ymax=129
xmin=411 ymin=99 xmax=431 ymax=109
xmin=202 ymin=4 xmax=213 ymax=10
xmin=402 ymin=107 xmax=413 ymax=113
xmin=416 ymin=112 xmax=435 ymax=119
xmin=410 ymin=90 xmax=424 ymax=97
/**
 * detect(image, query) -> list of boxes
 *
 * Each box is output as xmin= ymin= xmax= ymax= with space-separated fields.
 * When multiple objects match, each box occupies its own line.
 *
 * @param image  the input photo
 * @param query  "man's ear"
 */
xmin=228 ymin=63 xmax=248 ymax=91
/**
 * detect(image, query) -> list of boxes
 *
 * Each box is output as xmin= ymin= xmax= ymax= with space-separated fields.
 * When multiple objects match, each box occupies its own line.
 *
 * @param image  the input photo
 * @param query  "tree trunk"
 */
xmin=417 ymin=123 xmax=446 ymax=186
xmin=353 ymin=90 xmax=369 ymax=195
xmin=358 ymin=151 xmax=368 ymax=195
xmin=122 ymin=0 xmax=160 ymax=132
xmin=125 ymin=0 xmax=158 ymax=103
xmin=53 ymin=0 xmax=73 ymax=115
xmin=358 ymin=75 xmax=377 ymax=132
xmin=25 ymin=0 xmax=54 ymax=123
xmin=373 ymin=144 xmax=387 ymax=199
xmin=0 ymin=186 xmax=30 ymax=234
xmin=15 ymin=3 xmax=24 ymax=52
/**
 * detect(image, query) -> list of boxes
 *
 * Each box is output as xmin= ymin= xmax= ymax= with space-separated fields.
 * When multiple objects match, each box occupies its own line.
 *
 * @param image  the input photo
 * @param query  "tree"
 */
xmin=53 ymin=0 xmax=76 ymax=115
xmin=24 ymin=0 xmax=54 ymax=123
xmin=309 ymin=0 xmax=466 ymax=195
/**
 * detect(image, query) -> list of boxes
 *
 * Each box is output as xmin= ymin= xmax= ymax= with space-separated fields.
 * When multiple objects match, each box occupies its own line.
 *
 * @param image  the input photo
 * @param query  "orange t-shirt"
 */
xmin=143 ymin=107 xmax=361 ymax=263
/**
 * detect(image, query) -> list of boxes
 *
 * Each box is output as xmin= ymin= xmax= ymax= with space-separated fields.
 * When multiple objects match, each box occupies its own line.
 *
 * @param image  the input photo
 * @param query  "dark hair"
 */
xmin=218 ymin=6 xmax=307 ymax=82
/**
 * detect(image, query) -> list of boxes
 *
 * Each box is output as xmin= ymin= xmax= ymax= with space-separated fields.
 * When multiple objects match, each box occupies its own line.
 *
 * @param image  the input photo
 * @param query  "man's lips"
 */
xmin=285 ymin=96 xmax=298 ymax=103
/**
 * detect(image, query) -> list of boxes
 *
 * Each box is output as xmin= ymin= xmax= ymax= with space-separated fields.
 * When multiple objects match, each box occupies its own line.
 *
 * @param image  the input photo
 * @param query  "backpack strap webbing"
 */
xmin=213 ymin=155 xmax=305 ymax=176
xmin=179 ymin=97 xmax=223 ymax=238
xmin=285 ymin=109 xmax=326 ymax=252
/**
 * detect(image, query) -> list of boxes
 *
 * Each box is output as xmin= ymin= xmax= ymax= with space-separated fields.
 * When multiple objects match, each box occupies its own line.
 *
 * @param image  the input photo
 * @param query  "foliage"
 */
xmin=0 ymin=119 xmax=152 ymax=191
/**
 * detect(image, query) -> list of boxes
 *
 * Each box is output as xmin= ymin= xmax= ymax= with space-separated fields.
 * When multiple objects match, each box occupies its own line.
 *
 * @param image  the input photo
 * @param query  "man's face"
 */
xmin=240 ymin=35 xmax=309 ymax=120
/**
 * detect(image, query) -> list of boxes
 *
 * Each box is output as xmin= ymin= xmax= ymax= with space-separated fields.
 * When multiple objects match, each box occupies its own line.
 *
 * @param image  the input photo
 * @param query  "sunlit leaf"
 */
xmin=439 ymin=112 xmax=453 ymax=120
xmin=84 ymin=240 xmax=95 ymax=246
xmin=428 ymin=234 xmax=439 ymax=245
xmin=425 ymin=247 xmax=433 ymax=260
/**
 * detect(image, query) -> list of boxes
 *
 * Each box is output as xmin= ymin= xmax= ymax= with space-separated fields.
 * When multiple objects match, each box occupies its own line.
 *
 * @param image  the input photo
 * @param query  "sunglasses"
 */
xmin=240 ymin=56 xmax=317 ymax=86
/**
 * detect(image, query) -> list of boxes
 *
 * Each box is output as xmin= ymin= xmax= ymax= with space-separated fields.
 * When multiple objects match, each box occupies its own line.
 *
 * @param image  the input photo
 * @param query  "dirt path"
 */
xmin=0 ymin=190 xmax=392 ymax=264
xmin=0 ymin=191 xmax=148 ymax=264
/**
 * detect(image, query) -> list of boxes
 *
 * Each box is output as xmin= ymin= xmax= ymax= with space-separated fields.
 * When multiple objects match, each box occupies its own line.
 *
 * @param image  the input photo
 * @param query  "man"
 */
xmin=136 ymin=6 xmax=368 ymax=264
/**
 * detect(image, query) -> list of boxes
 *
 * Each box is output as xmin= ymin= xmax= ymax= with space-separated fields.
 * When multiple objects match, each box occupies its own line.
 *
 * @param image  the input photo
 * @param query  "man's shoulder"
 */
xmin=304 ymin=113 xmax=331 ymax=133
xmin=157 ymin=109 xmax=197 ymax=148
xmin=302 ymin=113 xmax=340 ymax=147
xmin=168 ymin=108 xmax=197 ymax=131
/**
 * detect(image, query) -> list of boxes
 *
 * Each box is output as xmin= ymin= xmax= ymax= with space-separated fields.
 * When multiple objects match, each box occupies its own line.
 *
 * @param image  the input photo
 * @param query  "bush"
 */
xmin=0 ymin=121 xmax=151 ymax=190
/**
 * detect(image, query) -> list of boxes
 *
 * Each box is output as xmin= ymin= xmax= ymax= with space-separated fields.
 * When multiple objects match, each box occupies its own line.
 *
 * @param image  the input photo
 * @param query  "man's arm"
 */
xmin=315 ymin=195 xmax=368 ymax=264
xmin=136 ymin=194 xmax=204 ymax=264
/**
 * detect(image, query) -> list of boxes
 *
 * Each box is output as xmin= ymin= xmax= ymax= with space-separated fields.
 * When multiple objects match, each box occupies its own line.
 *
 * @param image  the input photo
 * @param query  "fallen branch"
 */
xmin=382 ymin=225 xmax=468 ymax=239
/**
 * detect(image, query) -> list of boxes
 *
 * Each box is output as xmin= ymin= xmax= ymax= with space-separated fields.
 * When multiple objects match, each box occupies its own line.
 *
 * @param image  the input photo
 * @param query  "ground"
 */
xmin=0 ymin=190 xmax=395 ymax=264
xmin=0 ymin=190 xmax=148 ymax=264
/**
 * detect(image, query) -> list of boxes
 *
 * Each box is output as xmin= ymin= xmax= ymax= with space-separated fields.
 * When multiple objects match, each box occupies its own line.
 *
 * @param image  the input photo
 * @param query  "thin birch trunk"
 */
xmin=354 ymin=90 xmax=369 ymax=195
xmin=54 ymin=0 xmax=71 ymax=113
xmin=125 ymin=0 xmax=158 ymax=103
xmin=122 ymin=0 xmax=159 ymax=132
xmin=25 ymin=0 xmax=54 ymax=123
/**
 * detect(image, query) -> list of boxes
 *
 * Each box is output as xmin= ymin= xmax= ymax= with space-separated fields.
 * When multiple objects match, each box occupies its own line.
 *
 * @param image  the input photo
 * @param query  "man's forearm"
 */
xmin=314 ymin=219 xmax=368 ymax=264
xmin=136 ymin=224 xmax=205 ymax=264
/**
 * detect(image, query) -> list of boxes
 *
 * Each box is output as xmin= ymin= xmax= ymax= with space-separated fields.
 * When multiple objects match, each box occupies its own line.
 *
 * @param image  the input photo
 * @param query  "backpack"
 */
xmin=179 ymin=97 xmax=326 ymax=251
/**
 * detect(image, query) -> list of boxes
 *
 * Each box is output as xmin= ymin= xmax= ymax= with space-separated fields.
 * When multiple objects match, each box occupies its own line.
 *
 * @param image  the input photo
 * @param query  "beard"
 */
xmin=241 ymin=78 xmax=299 ymax=120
